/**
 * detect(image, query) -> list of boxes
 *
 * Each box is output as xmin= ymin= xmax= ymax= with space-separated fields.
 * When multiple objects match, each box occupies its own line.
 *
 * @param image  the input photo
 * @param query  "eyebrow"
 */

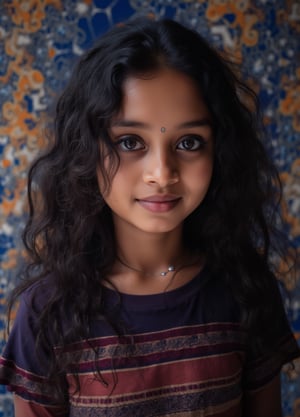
xmin=178 ymin=119 xmax=213 ymax=129
xmin=110 ymin=118 xmax=213 ymax=129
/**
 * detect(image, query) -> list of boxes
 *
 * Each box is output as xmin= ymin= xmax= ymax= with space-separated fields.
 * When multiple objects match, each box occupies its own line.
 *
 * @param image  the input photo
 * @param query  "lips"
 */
xmin=136 ymin=195 xmax=181 ymax=213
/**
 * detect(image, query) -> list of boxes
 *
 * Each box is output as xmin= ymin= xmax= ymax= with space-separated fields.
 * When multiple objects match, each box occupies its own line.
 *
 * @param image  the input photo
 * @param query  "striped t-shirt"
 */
xmin=0 ymin=267 xmax=299 ymax=416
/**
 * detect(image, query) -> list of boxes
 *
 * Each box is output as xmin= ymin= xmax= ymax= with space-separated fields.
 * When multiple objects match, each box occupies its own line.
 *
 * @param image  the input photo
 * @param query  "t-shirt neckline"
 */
xmin=102 ymin=265 xmax=210 ymax=311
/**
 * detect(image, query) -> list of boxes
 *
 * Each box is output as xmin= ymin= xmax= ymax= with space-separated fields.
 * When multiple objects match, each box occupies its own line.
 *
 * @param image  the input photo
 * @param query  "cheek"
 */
xmin=96 ymin=157 xmax=124 ymax=197
xmin=98 ymin=168 xmax=130 ymax=206
xmin=110 ymin=160 xmax=140 ymax=188
xmin=188 ymin=159 xmax=214 ymax=190
xmin=96 ymin=148 xmax=123 ymax=195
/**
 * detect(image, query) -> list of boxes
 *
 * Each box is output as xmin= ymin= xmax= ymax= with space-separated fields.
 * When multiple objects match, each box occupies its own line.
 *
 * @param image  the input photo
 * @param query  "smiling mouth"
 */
xmin=136 ymin=197 xmax=181 ymax=213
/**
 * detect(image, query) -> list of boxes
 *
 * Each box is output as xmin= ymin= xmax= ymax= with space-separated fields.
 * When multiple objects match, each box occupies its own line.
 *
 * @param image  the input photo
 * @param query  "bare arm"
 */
xmin=243 ymin=374 xmax=282 ymax=417
xmin=14 ymin=394 xmax=68 ymax=417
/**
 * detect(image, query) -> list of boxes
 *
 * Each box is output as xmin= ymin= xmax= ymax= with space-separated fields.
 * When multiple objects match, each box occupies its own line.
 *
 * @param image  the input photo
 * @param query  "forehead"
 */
xmin=114 ymin=68 xmax=211 ymax=125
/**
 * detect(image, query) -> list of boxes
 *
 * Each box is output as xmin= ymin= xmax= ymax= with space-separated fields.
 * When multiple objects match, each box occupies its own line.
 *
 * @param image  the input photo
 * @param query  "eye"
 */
xmin=115 ymin=135 xmax=145 ymax=152
xmin=177 ymin=135 xmax=207 ymax=151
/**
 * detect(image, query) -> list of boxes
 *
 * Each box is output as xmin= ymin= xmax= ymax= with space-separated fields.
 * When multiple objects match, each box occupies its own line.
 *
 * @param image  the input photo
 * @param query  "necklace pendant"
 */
xmin=117 ymin=256 xmax=177 ymax=278
xmin=160 ymin=265 xmax=175 ymax=276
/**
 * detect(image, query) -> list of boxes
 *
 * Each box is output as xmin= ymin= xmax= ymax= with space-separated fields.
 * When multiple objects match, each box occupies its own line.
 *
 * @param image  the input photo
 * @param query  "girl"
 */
xmin=0 ymin=18 xmax=299 ymax=417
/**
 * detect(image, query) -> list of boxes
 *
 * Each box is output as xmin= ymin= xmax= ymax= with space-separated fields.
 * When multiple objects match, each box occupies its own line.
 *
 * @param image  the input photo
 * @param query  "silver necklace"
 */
xmin=117 ymin=256 xmax=176 ymax=277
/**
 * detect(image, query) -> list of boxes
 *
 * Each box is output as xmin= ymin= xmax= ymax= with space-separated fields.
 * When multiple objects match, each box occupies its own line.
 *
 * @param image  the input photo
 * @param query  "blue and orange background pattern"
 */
xmin=0 ymin=0 xmax=299 ymax=415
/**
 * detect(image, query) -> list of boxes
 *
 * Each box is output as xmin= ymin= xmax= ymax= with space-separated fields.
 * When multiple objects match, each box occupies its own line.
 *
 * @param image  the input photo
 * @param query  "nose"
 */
xmin=143 ymin=148 xmax=179 ymax=188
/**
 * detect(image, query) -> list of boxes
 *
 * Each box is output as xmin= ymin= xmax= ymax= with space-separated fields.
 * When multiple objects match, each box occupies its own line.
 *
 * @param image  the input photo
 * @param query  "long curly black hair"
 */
xmin=9 ymin=18 xmax=291 ymax=398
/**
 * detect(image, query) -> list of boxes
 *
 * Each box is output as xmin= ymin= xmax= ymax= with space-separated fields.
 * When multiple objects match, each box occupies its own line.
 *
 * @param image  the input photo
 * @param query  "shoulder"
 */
xmin=18 ymin=275 xmax=57 ymax=315
xmin=6 ymin=275 xmax=59 ymax=344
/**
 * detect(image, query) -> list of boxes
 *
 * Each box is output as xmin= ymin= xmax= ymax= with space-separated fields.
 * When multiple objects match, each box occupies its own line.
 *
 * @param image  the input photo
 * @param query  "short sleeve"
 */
xmin=242 ymin=281 xmax=300 ymax=391
xmin=0 ymin=284 xmax=69 ymax=415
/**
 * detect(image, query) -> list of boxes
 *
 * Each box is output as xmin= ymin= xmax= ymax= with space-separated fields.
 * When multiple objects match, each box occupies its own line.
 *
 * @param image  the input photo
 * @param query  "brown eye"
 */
xmin=115 ymin=136 xmax=145 ymax=151
xmin=177 ymin=136 xmax=206 ymax=151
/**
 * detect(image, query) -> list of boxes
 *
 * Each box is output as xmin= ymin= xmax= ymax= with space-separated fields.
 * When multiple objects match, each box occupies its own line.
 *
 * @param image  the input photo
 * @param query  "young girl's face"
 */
xmin=98 ymin=67 xmax=214 ymax=236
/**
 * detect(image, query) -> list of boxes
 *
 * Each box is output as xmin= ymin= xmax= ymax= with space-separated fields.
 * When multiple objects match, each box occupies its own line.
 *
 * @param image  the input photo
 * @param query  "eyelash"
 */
xmin=115 ymin=135 xmax=144 ymax=152
xmin=177 ymin=136 xmax=207 ymax=151
xmin=114 ymin=135 xmax=207 ymax=152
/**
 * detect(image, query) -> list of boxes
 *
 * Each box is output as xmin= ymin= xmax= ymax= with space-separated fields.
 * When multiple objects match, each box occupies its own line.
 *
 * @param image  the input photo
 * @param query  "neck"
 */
xmin=117 ymin=256 xmax=176 ymax=277
xmin=108 ymin=219 xmax=203 ymax=295
xmin=114 ymin=222 xmax=185 ymax=273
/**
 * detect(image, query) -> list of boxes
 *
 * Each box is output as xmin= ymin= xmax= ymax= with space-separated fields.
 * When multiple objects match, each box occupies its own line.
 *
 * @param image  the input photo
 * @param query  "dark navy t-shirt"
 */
xmin=0 ymin=267 xmax=299 ymax=416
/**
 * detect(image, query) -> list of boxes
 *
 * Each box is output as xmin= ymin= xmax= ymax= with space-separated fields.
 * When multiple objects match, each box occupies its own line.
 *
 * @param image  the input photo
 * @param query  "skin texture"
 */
xmin=97 ymin=68 xmax=214 ymax=294
xmin=101 ymin=68 xmax=214 ymax=236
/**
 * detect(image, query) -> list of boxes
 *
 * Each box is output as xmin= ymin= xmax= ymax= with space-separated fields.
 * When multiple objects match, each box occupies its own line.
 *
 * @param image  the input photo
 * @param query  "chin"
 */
xmin=136 ymin=221 xmax=182 ymax=235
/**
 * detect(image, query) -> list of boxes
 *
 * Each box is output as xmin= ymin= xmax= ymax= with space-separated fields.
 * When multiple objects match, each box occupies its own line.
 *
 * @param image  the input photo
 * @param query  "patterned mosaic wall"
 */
xmin=0 ymin=0 xmax=299 ymax=415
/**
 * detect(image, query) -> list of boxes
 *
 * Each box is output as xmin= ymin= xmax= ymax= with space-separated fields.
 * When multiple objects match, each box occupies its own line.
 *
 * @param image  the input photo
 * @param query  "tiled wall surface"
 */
xmin=0 ymin=1 xmax=299 ymax=415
